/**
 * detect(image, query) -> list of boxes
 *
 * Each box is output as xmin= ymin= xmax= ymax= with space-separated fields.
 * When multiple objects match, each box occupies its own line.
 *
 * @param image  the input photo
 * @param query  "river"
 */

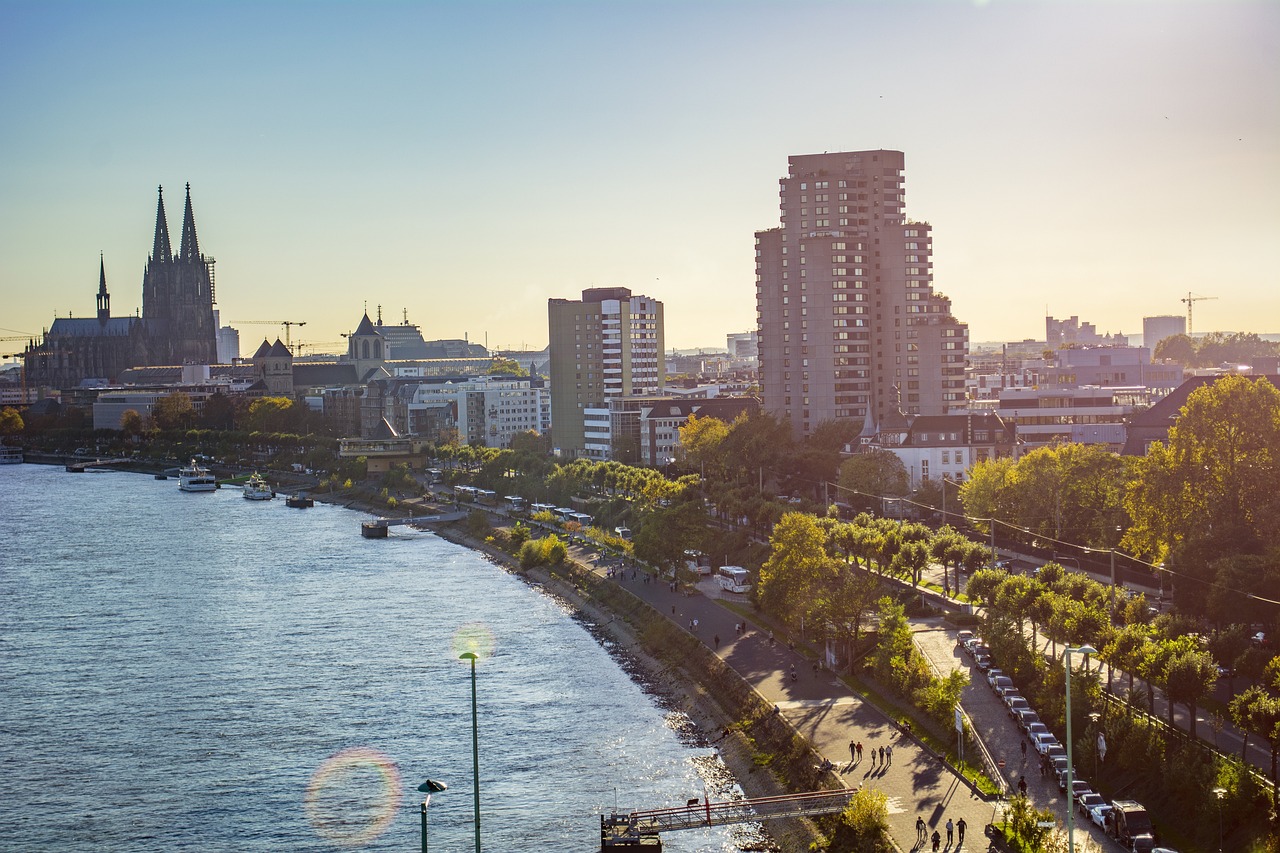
xmin=0 ymin=463 xmax=763 ymax=851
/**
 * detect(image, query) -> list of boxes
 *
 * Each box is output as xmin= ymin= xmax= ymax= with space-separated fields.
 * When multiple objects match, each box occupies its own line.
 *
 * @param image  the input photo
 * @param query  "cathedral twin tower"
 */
xmin=23 ymin=185 xmax=219 ymax=389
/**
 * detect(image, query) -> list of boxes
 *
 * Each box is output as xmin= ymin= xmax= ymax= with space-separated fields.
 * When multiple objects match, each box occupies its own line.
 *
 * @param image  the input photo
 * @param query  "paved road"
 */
xmin=913 ymin=622 xmax=1120 ymax=852
xmin=568 ymin=546 xmax=1001 ymax=852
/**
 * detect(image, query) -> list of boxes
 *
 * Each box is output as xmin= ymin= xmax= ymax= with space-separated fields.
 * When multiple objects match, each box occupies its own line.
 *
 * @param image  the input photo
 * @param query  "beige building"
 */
xmin=755 ymin=150 xmax=968 ymax=439
xmin=548 ymin=287 xmax=664 ymax=458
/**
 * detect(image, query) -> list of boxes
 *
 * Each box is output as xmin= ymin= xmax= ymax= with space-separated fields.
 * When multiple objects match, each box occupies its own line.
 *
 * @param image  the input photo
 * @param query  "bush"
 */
xmin=466 ymin=509 xmax=491 ymax=538
xmin=826 ymin=787 xmax=893 ymax=852
xmin=519 ymin=535 xmax=567 ymax=569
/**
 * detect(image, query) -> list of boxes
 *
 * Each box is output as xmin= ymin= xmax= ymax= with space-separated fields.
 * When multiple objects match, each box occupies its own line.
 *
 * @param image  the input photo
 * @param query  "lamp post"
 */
xmin=1087 ymin=712 xmax=1101 ymax=780
xmin=1213 ymin=786 xmax=1226 ymax=852
xmin=417 ymin=779 xmax=447 ymax=853
xmin=1064 ymin=644 xmax=1098 ymax=853
xmin=460 ymin=651 xmax=481 ymax=853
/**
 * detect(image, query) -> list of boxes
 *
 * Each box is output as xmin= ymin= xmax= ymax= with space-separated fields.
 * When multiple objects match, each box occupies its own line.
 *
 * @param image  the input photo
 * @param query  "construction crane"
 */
xmin=232 ymin=320 xmax=307 ymax=350
xmin=1180 ymin=292 xmax=1217 ymax=337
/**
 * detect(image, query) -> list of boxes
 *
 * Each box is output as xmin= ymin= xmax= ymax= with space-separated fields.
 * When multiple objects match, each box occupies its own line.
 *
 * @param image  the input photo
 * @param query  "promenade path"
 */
xmin=567 ymin=544 xmax=1002 ymax=853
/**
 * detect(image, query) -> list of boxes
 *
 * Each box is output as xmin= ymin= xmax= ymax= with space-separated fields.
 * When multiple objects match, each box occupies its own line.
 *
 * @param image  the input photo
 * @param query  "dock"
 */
xmin=65 ymin=458 xmax=131 ymax=472
xmin=361 ymin=511 xmax=466 ymax=537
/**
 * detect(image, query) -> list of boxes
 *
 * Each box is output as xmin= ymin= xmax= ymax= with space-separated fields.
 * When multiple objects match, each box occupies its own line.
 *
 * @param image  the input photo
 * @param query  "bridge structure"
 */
xmin=600 ymin=788 xmax=857 ymax=849
xmin=360 ymin=511 xmax=467 ymax=537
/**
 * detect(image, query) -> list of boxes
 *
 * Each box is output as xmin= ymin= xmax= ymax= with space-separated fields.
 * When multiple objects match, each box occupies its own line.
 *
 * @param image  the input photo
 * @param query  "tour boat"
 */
xmin=178 ymin=459 xmax=217 ymax=492
xmin=0 ymin=446 xmax=21 ymax=464
xmin=242 ymin=472 xmax=274 ymax=501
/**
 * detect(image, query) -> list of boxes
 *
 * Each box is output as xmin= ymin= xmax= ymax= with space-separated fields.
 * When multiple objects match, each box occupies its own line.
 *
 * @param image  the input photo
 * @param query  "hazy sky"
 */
xmin=2 ymin=0 xmax=1277 ymax=358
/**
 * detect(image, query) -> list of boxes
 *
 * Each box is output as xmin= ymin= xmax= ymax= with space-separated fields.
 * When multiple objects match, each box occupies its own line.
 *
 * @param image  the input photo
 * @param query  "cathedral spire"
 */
xmin=97 ymin=252 xmax=110 ymax=323
xmin=152 ymin=185 xmax=172 ymax=262
xmin=178 ymin=182 xmax=200 ymax=261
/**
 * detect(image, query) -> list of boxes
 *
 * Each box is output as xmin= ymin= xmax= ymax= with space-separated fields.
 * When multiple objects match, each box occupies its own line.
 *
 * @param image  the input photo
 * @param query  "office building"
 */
xmin=755 ymin=150 xmax=967 ymax=439
xmin=1143 ymin=315 xmax=1186 ymax=355
xmin=548 ymin=287 xmax=664 ymax=458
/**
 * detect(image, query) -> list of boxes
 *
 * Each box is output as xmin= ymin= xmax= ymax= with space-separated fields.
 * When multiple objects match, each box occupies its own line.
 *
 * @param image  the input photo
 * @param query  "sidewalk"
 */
xmin=569 ymin=545 xmax=999 ymax=852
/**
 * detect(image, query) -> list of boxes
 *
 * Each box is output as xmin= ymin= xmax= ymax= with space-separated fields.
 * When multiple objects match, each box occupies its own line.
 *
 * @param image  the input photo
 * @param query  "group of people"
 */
xmin=916 ymin=815 xmax=966 ymax=851
xmin=846 ymin=740 xmax=893 ymax=766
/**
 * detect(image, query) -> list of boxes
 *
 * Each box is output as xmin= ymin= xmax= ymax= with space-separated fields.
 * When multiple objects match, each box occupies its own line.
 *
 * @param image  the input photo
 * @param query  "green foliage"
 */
xmin=518 ymin=534 xmax=566 ymax=568
xmin=466 ymin=509 xmax=491 ymax=538
xmin=510 ymin=522 xmax=531 ymax=545
xmin=0 ymin=406 xmax=24 ymax=436
xmin=486 ymin=357 xmax=529 ymax=376
xmin=825 ymin=787 xmax=894 ymax=852
xmin=838 ymin=449 xmax=909 ymax=499
xmin=758 ymin=513 xmax=838 ymax=630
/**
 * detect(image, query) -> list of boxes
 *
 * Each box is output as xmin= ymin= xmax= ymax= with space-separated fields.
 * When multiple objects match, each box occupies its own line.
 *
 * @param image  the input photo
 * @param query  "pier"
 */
xmin=600 ymin=788 xmax=857 ymax=849
xmin=361 ymin=511 xmax=466 ymax=537
xmin=65 ymin=458 xmax=131 ymax=472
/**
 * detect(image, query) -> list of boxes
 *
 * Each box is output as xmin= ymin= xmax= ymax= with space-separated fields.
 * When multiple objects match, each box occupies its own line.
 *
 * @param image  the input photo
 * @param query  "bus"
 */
xmin=504 ymin=495 xmax=528 ymax=513
xmin=426 ymin=468 xmax=444 ymax=484
xmin=717 ymin=566 xmax=752 ymax=594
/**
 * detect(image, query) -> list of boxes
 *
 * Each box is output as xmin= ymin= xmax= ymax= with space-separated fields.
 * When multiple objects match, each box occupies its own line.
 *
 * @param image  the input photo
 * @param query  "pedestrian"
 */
xmin=931 ymin=829 xmax=941 ymax=852
xmin=1021 ymin=739 xmax=1027 ymax=759
xmin=886 ymin=745 xmax=892 ymax=764
xmin=1018 ymin=775 xmax=1027 ymax=796
xmin=946 ymin=818 xmax=954 ymax=845
xmin=879 ymin=746 xmax=885 ymax=764
xmin=870 ymin=746 xmax=876 ymax=766
xmin=956 ymin=817 xmax=966 ymax=844
xmin=789 ymin=663 xmax=797 ymax=682
xmin=713 ymin=634 xmax=720 ymax=650
xmin=856 ymin=742 xmax=863 ymax=761
xmin=672 ymin=605 xmax=676 ymax=615
xmin=693 ymin=618 xmax=699 ymax=632
xmin=916 ymin=815 xmax=926 ymax=839
xmin=849 ymin=740 xmax=856 ymax=762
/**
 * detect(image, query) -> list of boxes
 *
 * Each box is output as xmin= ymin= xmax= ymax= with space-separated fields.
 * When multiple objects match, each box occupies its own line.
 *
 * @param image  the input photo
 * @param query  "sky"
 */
xmin=1 ymin=0 xmax=1277 ymax=358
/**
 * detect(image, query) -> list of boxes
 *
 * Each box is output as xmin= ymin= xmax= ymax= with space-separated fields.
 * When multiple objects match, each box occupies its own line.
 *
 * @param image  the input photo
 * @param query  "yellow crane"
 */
xmin=232 ymin=320 xmax=307 ymax=350
xmin=1180 ymin=292 xmax=1217 ymax=337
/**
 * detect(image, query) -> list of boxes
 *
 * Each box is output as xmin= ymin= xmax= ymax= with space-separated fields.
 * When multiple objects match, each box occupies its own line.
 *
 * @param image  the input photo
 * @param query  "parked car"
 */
xmin=990 ymin=675 xmax=1014 ymax=695
xmin=1110 ymin=800 xmax=1156 ymax=853
xmin=1033 ymin=732 xmax=1060 ymax=755
xmin=1087 ymin=801 xmax=1114 ymax=829
xmin=956 ymin=630 xmax=974 ymax=649
xmin=1013 ymin=709 xmax=1040 ymax=731
xmin=1025 ymin=722 xmax=1050 ymax=741
xmin=1006 ymin=696 xmax=1031 ymax=717
xmin=974 ymin=653 xmax=992 ymax=672
xmin=1043 ymin=743 xmax=1067 ymax=765
xmin=986 ymin=668 xmax=1005 ymax=688
xmin=1077 ymin=792 xmax=1107 ymax=817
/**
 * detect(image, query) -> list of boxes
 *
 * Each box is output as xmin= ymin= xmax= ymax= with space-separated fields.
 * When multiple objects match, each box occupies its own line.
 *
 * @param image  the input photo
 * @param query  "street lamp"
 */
xmin=460 ymin=651 xmax=481 ymax=853
xmin=418 ymin=779 xmax=448 ymax=853
xmin=1213 ymin=786 xmax=1226 ymax=852
xmin=1064 ymin=644 xmax=1098 ymax=853
xmin=1087 ymin=712 xmax=1101 ymax=781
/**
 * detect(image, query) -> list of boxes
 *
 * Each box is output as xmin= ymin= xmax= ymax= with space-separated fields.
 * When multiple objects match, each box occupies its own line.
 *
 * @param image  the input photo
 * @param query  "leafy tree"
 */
xmin=0 ymin=406 xmax=23 ymax=435
xmin=246 ymin=396 xmax=297 ymax=433
xmin=758 ymin=512 xmax=838 ymax=630
xmin=838 ymin=449 xmax=908 ymax=502
xmin=199 ymin=392 xmax=237 ymax=430
xmin=633 ymin=501 xmax=707 ymax=575
xmin=1230 ymin=685 xmax=1269 ymax=763
xmin=1125 ymin=375 xmax=1280 ymax=565
xmin=151 ymin=392 xmax=195 ymax=431
xmin=1164 ymin=648 xmax=1219 ymax=740
xmin=677 ymin=414 xmax=729 ymax=474
xmin=486 ymin=357 xmax=529 ymax=376
xmin=1153 ymin=333 xmax=1197 ymax=366
xmin=118 ymin=409 xmax=143 ymax=439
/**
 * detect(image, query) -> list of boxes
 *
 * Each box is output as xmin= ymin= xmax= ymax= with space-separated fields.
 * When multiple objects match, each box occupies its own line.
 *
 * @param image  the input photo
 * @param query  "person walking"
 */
xmin=789 ymin=663 xmax=797 ymax=682
xmin=713 ymin=634 xmax=720 ymax=650
xmin=956 ymin=817 xmax=967 ymax=844
xmin=879 ymin=746 xmax=885 ymax=764
xmin=856 ymin=742 xmax=863 ymax=761
xmin=849 ymin=740 xmax=856 ymax=763
xmin=1018 ymin=775 xmax=1027 ymax=796
xmin=916 ymin=815 xmax=926 ymax=840
xmin=931 ymin=829 xmax=941 ymax=852
xmin=870 ymin=746 xmax=876 ymax=766
xmin=946 ymin=818 xmax=954 ymax=845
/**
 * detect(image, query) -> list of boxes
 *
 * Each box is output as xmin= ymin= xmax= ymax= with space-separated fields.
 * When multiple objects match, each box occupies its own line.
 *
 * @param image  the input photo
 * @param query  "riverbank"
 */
xmin=319 ymin=489 xmax=829 ymax=850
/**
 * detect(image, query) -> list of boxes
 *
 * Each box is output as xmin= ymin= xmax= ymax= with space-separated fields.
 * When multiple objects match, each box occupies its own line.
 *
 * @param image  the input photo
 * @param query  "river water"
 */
xmin=0 ymin=464 xmax=761 ymax=851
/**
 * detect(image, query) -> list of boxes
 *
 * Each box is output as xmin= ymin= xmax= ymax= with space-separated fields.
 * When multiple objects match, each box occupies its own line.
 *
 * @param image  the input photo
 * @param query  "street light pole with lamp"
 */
xmin=1063 ymin=644 xmax=1098 ymax=853
xmin=418 ymin=779 xmax=447 ymax=853
xmin=1213 ymin=786 xmax=1226 ymax=852
xmin=1087 ymin=712 xmax=1101 ymax=781
xmin=460 ymin=651 xmax=482 ymax=853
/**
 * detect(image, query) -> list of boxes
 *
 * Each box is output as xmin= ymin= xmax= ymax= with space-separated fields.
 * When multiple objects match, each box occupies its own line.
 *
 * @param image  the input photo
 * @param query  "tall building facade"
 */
xmin=755 ymin=150 xmax=968 ymax=438
xmin=1143 ymin=315 xmax=1186 ymax=354
xmin=548 ymin=287 xmax=664 ymax=458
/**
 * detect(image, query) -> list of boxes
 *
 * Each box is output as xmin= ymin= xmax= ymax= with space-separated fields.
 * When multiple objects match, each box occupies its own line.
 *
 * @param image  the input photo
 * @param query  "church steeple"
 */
xmin=96 ymin=253 xmax=110 ymax=323
xmin=178 ymin=183 xmax=200 ymax=261
xmin=151 ymin=185 xmax=172 ymax=262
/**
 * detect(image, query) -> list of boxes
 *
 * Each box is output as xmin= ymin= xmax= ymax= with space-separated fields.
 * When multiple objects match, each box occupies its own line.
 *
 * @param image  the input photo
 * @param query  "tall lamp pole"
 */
xmin=417 ymin=779 xmax=447 ymax=853
xmin=460 ymin=651 xmax=481 ymax=853
xmin=1064 ymin=644 xmax=1097 ymax=853
xmin=1213 ymin=786 xmax=1226 ymax=852
xmin=1087 ymin=712 xmax=1101 ymax=781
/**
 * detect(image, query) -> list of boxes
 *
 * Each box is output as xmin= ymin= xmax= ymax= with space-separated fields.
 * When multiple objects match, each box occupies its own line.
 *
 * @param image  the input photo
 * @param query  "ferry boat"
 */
xmin=178 ymin=459 xmax=218 ymax=492
xmin=285 ymin=493 xmax=314 ymax=508
xmin=242 ymin=473 xmax=274 ymax=501
xmin=0 ymin=446 xmax=21 ymax=464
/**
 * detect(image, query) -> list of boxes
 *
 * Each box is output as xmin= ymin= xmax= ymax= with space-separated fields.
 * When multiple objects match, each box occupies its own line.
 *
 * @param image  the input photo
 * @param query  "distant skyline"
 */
xmin=2 ymin=1 xmax=1277 ymax=358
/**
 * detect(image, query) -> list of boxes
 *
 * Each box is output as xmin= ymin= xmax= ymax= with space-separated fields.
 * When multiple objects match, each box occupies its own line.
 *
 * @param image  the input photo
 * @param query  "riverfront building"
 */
xmin=548 ymin=287 xmax=664 ymax=458
xmin=754 ymin=150 xmax=968 ymax=440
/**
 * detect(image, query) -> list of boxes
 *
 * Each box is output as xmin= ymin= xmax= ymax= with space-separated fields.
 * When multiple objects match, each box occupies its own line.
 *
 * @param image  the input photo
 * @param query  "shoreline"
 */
xmin=316 ymin=488 xmax=824 ymax=850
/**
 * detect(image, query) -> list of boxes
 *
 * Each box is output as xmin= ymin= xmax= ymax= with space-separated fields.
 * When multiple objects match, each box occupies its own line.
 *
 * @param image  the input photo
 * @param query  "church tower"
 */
xmin=96 ymin=254 xmax=110 ymax=324
xmin=141 ymin=184 xmax=218 ymax=365
xmin=347 ymin=311 xmax=387 ymax=379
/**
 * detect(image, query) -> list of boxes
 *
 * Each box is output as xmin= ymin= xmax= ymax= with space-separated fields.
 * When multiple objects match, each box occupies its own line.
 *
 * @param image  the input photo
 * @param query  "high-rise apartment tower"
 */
xmin=755 ymin=150 xmax=968 ymax=438
xmin=548 ymin=287 xmax=664 ymax=458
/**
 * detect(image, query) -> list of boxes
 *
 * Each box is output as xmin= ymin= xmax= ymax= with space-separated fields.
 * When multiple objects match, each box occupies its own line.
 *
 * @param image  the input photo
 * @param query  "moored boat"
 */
xmin=0 ymin=446 xmax=22 ymax=464
xmin=178 ymin=459 xmax=217 ymax=492
xmin=242 ymin=472 xmax=274 ymax=501
xmin=285 ymin=493 xmax=314 ymax=508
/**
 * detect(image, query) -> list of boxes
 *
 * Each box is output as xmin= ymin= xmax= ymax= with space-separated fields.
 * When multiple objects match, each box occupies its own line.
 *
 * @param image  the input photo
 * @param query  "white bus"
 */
xmin=717 ymin=566 xmax=752 ymax=594
xmin=504 ymin=495 xmax=528 ymax=512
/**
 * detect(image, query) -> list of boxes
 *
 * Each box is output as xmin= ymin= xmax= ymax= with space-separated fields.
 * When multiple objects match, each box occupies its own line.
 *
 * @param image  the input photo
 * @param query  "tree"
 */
xmin=758 ymin=512 xmax=838 ymax=630
xmin=246 ymin=396 xmax=297 ymax=433
xmin=118 ymin=409 xmax=143 ymax=439
xmin=1124 ymin=376 xmax=1280 ymax=566
xmin=677 ymin=414 xmax=729 ymax=474
xmin=151 ymin=392 xmax=195 ymax=431
xmin=838 ymin=449 xmax=908 ymax=502
xmin=1230 ymin=685 xmax=1268 ymax=763
xmin=487 ymin=357 xmax=529 ymax=377
xmin=0 ymin=406 xmax=23 ymax=436
xmin=200 ymin=392 xmax=237 ymax=430
xmin=1164 ymin=648 xmax=1219 ymax=740
xmin=633 ymin=501 xmax=707 ymax=576
xmin=1153 ymin=333 xmax=1197 ymax=366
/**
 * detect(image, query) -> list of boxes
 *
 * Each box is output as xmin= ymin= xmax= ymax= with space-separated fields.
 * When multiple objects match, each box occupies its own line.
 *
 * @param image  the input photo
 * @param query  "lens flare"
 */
xmin=452 ymin=622 xmax=495 ymax=663
xmin=304 ymin=746 xmax=402 ymax=848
